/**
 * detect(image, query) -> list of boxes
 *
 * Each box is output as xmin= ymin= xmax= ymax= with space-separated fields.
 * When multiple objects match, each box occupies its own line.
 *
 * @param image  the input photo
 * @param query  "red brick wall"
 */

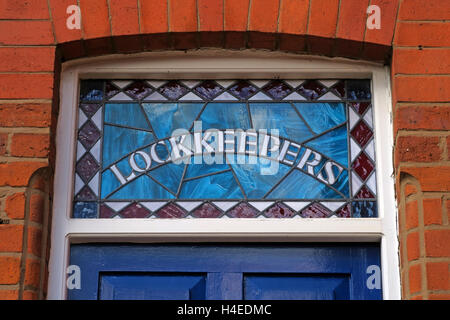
xmin=0 ymin=0 xmax=448 ymax=299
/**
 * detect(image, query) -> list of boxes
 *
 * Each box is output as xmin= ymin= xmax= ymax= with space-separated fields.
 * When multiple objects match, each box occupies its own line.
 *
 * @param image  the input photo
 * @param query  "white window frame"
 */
xmin=48 ymin=49 xmax=400 ymax=300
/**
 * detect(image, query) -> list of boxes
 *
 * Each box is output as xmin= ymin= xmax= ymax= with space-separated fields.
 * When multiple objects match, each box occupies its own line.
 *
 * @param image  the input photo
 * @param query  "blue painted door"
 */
xmin=68 ymin=244 xmax=382 ymax=300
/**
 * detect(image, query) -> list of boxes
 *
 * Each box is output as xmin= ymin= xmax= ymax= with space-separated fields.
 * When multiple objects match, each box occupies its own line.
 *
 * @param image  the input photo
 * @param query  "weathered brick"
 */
xmin=278 ymin=0 xmax=309 ymax=35
xmin=0 ymin=256 xmax=21 ymax=284
xmin=395 ymin=105 xmax=450 ymax=131
xmin=426 ymin=262 xmax=449 ymax=291
xmin=396 ymin=136 xmax=441 ymax=163
xmin=0 ymin=47 xmax=55 ymax=73
xmin=11 ymin=134 xmax=50 ymax=158
xmin=399 ymin=0 xmax=450 ymax=21
xmin=407 ymin=232 xmax=420 ymax=261
xmin=409 ymin=264 xmax=421 ymax=294
xmin=404 ymin=184 xmax=417 ymax=197
xmin=109 ymin=0 xmax=140 ymax=36
xmin=198 ymin=0 xmax=223 ymax=32
xmin=429 ymin=293 xmax=450 ymax=300
xmin=425 ymin=230 xmax=450 ymax=257
xmin=395 ymin=76 xmax=450 ymax=103
xmin=80 ymin=0 xmax=111 ymax=39
xmin=0 ymin=225 xmax=23 ymax=252
xmin=140 ymin=0 xmax=168 ymax=34
xmin=169 ymin=0 xmax=197 ymax=32
xmin=423 ymin=198 xmax=443 ymax=226
xmin=48 ymin=0 xmax=82 ymax=43
xmin=336 ymin=0 xmax=368 ymax=41
xmin=365 ymin=0 xmax=399 ymax=45
xmin=0 ymin=0 xmax=49 ymax=19
xmin=27 ymin=226 xmax=43 ymax=257
xmin=249 ymin=0 xmax=280 ymax=33
xmin=0 ymin=290 xmax=19 ymax=300
xmin=393 ymin=49 xmax=450 ymax=75
xmin=0 ymin=103 xmax=51 ymax=128
xmin=0 ymin=162 xmax=48 ymax=187
xmin=400 ymin=167 xmax=450 ymax=192
xmin=405 ymin=201 xmax=419 ymax=230
xmin=24 ymin=259 xmax=41 ymax=288
xmin=0 ymin=21 xmax=54 ymax=45
xmin=0 ymin=74 xmax=54 ymax=99
xmin=0 ymin=133 xmax=7 ymax=155
xmin=5 ymin=192 xmax=25 ymax=220
xmin=22 ymin=290 xmax=38 ymax=300
xmin=224 ymin=0 xmax=250 ymax=31
xmin=308 ymin=0 xmax=339 ymax=37
xmin=395 ymin=22 xmax=450 ymax=47
xmin=30 ymin=193 xmax=46 ymax=224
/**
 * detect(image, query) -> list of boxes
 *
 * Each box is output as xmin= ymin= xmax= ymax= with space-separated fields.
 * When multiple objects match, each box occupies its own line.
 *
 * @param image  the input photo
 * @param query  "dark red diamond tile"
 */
xmin=300 ymin=202 xmax=332 ymax=218
xmin=350 ymin=120 xmax=373 ymax=147
xmin=124 ymin=80 xmax=153 ymax=99
xmin=155 ymin=203 xmax=186 ymax=218
xmin=264 ymin=203 xmax=295 ymax=218
xmin=227 ymin=203 xmax=258 ymax=218
xmin=262 ymin=80 xmax=292 ymax=100
xmin=355 ymin=185 xmax=375 ymax=199
xmin=194 ymin=80 xmax=223 ymax=99
xmin=298 ymin=80 xmax=327 ymax=100
xmin=335 ymin=203 xmax=351 ymax=218
xmin=76 ymin=153 xmax=100 ymax=182
xmin=158 ymin=81 xmax=189 ymax=100
xmin=350 ymin=102 xmax=371 ymax=115
xmin=120 ymin=202 xmax=150 ymax=218
xmin=78 ymin=121 xmax=101 ymax=149
xmin=229 ymin=80 xmax=258 ymax=100
xmin=105 ymin=82 xmax=120 ymax=99
xmin=80 ymin=104 xmax=101 ymax=118
xmin=75 ymin=186 xmax=97 ymax=201
xmin=331 ymin=81 xmax=346 ymax=98
xmin=192 ymin=203 xmax=222 ymax=218
xmin=100 ymin=204 xmax=116 ymax=218
xmin=352 ymin=152 xmax=375 ymax=181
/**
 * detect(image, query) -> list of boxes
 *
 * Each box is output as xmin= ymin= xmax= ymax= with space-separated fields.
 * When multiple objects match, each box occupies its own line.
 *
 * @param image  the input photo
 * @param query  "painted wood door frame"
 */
xmin=48 ymin=49 xmax=400 ymax=300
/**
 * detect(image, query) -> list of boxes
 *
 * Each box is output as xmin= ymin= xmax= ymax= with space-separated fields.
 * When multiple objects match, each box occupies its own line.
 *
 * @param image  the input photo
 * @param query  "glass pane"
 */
xmin=74 ymin=79 xmax=376 ymax=218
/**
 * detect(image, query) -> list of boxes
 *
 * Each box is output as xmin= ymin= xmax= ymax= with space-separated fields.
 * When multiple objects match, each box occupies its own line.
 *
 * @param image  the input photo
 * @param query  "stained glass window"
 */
xmin=73 ymin=79 xmax=377 ymax=218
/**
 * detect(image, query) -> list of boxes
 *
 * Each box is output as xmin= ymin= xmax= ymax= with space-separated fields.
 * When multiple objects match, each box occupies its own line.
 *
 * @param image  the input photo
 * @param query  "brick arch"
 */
xmin=46 ymin=0 xmax=398 ymax=63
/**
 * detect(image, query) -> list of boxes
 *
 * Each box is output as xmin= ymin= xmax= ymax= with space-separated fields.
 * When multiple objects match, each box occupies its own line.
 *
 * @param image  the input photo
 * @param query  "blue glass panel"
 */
xmin=352 ymin=201 xmax=377 ymax=218
xmin=73 ymin=202 xmax=98 ymax=218
xmin=108 ymin=174 xmax=175 ymax=200
xmin=249 ymin=103 xmax=314 ymax=143
xmin=105 ymin=103 xmax=150 ymax=130
xmin=293 ymin=103 xmax=346 ymax=134
xmin=102 ymin=125 xmax=154 ymax=169
xmin=80 ymin=80 xmax=103 ymax=101
xmin=185 ymin=158 xmax=229 ymax=179
xmin=199 ymin=103 xmax=250 ymax=131
xmin=267 ymin=170 xmax=343 ymax=199
xmin=229 ymin=155 xmax=291 ymax=198
xmin=148 ymin=162 xmax=185 ymax=194
xmin=179 ymin=171 xmax=243 ymax=199
xmin=305 ymin=125 xmax=348 ymax=168
xmin=347 ymin=80 xmax=371 ymax=100
xmin=101 ymin=169 xmax=122 ymax=198
xmin=142 ymin=103 xmax=204 ymax=139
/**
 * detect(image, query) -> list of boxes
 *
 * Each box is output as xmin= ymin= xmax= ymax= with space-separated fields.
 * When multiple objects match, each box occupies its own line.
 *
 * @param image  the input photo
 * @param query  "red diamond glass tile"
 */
xmin=194 ymin=81 xmax=223 ymax=100
xmin=300 ymin=203 xmax=332 ymax=218
xmin=355 ymin=185 xmax=375 ymax=199
xmin=76 ymin=153 xmax=100 ymax=182
xmin=120 ymin=202 xmax=151 ymax=218
xmin=350 ymin=120 xmax=373 ymax=147
xmin=191 ymin=203 xmax=222 ymax=218
xmin=352 ymin=152 xmax=375 ymax=181
xmin=262 ymin=80 xmax=292 ymax=100
xmin=229 ymin=81 xmax=258 ymax=100
xmin=264 ymin=203 xmax=295 ymax=218
xmin=155 ymin=203 xmax=186 ymax=218
xmin=298 ymin=80 xmax=327 ymax=100
xmin=99 ymin=204 xmax=116 ymax=218
xmin=78 ymin=121 xmax=101 ymax=149
xmin=335 ymin=203 xmax=351 ymax=218
xmin=227 ymin=203 xmax=259 ymax=218
xmin=124 ymin=81 xmax=153 ymax=100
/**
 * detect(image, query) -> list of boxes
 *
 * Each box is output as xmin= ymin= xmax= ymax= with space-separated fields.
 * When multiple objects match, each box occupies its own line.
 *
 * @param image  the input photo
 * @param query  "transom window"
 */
xmin=73 ymin=79 xmax=377 ymax=219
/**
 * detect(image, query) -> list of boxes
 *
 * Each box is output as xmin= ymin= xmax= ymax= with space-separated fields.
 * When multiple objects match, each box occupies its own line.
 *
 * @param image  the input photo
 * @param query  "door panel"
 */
xmin=244 ymin=274 xmax=349 ymax=300
xmin=68 ymin=244 xmax=382 ymax=300
xmin=99 ymin=274 xmax=206 ymax=300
